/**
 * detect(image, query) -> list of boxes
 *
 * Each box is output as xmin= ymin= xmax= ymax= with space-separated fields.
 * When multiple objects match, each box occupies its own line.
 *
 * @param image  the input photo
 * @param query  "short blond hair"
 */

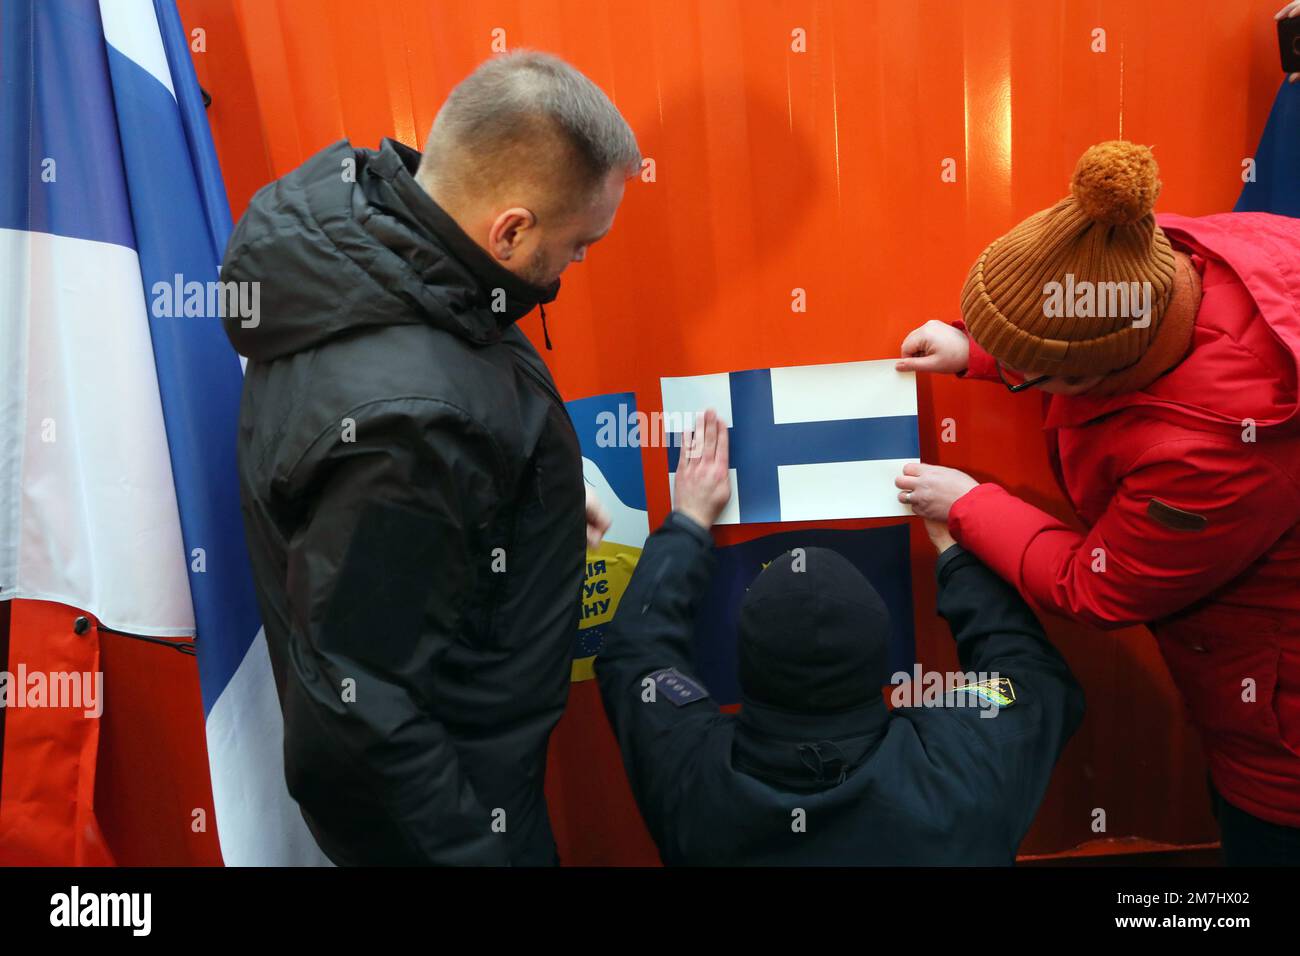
xmin=418 ymin=51 xmax=640 ymax=215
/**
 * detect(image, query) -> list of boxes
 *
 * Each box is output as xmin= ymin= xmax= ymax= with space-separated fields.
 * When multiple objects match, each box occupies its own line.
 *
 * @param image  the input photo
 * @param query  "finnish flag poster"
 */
xmin=661 ymin=359 xmax=919 ymax=524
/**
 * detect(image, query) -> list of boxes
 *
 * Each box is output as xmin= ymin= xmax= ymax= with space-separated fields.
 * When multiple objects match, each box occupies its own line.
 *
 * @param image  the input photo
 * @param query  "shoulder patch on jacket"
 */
xmin=1147 ymin=497 xmax=1208 ymax=532
xmin=954 ymin=677 xmax=1016 ymax=708
xmin=647 ymin=668 xmax=710 ymax=707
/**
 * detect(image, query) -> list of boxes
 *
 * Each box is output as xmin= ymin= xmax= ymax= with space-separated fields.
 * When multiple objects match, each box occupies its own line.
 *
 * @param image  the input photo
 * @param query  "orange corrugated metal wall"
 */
xmin=123 ymin=0 xmax=1286 ymax=864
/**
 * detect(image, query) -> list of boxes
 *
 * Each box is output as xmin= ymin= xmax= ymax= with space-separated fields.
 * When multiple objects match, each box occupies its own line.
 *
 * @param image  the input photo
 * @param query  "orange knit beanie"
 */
xmin=960 ymin=141 xmax=1178 ymax=379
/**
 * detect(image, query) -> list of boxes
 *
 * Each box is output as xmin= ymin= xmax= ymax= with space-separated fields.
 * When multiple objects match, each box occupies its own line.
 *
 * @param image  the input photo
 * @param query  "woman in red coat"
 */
xmin=896 ymin=141 xmax=1300 ymax=864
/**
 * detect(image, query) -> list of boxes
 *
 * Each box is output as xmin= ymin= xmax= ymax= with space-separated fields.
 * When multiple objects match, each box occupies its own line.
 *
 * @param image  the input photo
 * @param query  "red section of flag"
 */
xmin=0 ymin=600 xmax=114 ymax=865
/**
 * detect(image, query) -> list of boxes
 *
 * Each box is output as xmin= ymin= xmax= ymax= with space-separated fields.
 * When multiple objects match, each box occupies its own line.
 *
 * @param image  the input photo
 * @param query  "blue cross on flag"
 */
xmin=661 ymin=359 xmax=919 ymax=524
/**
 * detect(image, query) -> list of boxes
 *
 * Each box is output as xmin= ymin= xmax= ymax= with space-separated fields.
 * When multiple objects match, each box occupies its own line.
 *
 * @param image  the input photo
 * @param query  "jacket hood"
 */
xmin=737 ymin=547 xmax=891 ymax=713
xmin=221 ymin=137 xmax=558 ymax=362
xmin=1046 ymin=212 xmax=1300 ymax=433
xmin=733 ymin=695 xmax=890 ymax=793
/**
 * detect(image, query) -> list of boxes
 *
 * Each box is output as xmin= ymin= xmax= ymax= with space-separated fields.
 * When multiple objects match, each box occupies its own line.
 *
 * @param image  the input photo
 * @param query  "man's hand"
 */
xmin=1280 ymin=2 xmax=1300 ymax=82
xmin=923 ymin=519 xmax=958 ymax=555
xmin=674 ymin=409 xmax=731 ymax=530
xmin=896 ymin=319 xmax=971 ymax=375
xmin=586 ymin=485 xmax=611 ymax=551
xmin=895 ymin=462 xmax=979 ymax=522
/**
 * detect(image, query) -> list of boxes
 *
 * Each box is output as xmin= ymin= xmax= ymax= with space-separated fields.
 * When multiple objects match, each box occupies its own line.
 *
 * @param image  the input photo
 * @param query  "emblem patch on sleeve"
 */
xmin=648 ymin=668 xmax=711 ymax=707
xmin=955 ymin=677 xmax=1017 ymax=708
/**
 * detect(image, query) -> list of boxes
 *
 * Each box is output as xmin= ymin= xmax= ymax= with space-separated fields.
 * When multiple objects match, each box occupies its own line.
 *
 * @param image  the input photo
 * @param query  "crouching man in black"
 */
xmin=595 ymin=410 xmax=1085 ymax=865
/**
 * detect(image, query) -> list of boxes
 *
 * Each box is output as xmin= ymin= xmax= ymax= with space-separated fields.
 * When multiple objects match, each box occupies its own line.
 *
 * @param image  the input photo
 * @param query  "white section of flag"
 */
xmin=771 ymin=359 xmax=917 ymax=422
xmin=98 ymin=0 xmax=177 ymax=99
xmin=206 ymin=627 xmax=334 ymax=866
xmin=658 ymin=371 xmax=733 ymax=427
xmin=777 ymin=459 xmax=917 ymax=521
xmin=0 ymin=228 xmax=193 ymax=634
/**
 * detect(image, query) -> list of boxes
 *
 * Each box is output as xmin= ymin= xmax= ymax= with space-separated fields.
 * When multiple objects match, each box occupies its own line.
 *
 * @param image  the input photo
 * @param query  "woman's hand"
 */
xmin=896 ymin=320 xmax=971 ymax=375
xmin=895 ymin=462 xmax=979 ymax=522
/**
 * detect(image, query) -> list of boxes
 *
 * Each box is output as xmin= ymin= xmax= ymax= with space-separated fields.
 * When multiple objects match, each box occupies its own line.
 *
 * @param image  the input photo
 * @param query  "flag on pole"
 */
xmin=661 ymin=360 xmax=919 ymax=524
xmin=0 ymin=0 xmax=326 ymax=864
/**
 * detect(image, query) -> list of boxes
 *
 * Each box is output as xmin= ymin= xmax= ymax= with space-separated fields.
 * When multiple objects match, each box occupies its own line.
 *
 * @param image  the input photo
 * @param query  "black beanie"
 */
xmin=737 ymin=547 xmax=891 ymax=714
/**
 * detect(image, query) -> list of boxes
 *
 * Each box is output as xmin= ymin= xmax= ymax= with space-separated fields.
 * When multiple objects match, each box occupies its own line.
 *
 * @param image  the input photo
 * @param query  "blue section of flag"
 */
xmin=1236 ymin=81 xmax=1300 ymax=217
xmin=691 ymin=525 xmax=914 ymax=706
xmin=566 ymin=391 xmax=647 ymax=511
xmin=666 ymin=368 xmax=919 ymax=523
xmin=153 ymin=0 xmax=234 ymax=259
xmin=0 ymin=0 xmax=136 ymax=247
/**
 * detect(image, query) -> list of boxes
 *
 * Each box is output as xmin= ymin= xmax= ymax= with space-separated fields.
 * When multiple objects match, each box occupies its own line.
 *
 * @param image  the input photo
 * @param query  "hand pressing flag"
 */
xmin=661 ymin=360 xmax=919 ymax=524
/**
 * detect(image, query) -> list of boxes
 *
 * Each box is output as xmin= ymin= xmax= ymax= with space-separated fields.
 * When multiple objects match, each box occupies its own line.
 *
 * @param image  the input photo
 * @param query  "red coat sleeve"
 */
xmin=952 ymin=320 xmax=1000 ymax=382
xmin=948 ymin=437 xmax=1300 ymax=629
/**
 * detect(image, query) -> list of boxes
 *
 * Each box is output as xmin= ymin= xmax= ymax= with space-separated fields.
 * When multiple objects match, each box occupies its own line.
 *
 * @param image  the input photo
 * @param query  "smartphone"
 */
xmin=1281 ymin=16 xmax=1300 ymax=74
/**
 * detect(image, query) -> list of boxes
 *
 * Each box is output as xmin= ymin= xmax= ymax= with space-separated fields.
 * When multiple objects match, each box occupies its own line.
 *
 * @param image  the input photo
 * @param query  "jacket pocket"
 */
xmin=1154 ymin=607 xmax=1284 ymax=754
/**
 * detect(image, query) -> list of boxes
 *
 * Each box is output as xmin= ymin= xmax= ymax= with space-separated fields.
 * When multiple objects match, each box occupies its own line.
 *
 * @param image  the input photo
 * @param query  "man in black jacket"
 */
xmin=221 ymin=52 xmax=638 ymax=865
xmin=596 ymin=411 xmax=1085 ymax=864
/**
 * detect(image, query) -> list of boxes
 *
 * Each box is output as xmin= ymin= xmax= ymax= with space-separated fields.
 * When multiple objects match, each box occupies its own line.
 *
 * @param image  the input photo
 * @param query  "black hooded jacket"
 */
xmin=595 ymin=512 xmax=1085 ymax=865
xmin=221 ymin=137 xmax=585 ymax=865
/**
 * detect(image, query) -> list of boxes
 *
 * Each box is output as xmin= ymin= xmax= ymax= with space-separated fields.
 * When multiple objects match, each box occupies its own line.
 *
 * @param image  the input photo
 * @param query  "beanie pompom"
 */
xmin=1069 ymin=140 xmax=1161 ymax=226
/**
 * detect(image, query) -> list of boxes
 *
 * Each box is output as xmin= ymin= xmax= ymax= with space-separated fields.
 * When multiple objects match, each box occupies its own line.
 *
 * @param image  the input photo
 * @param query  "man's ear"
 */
xmin=488 ymin=207 xmax=536 ymax=262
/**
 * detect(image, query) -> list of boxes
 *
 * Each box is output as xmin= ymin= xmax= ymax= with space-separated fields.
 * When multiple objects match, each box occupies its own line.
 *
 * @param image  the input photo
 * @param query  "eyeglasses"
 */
xmin=996 ymin=362 xmax=1052 ymax=393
